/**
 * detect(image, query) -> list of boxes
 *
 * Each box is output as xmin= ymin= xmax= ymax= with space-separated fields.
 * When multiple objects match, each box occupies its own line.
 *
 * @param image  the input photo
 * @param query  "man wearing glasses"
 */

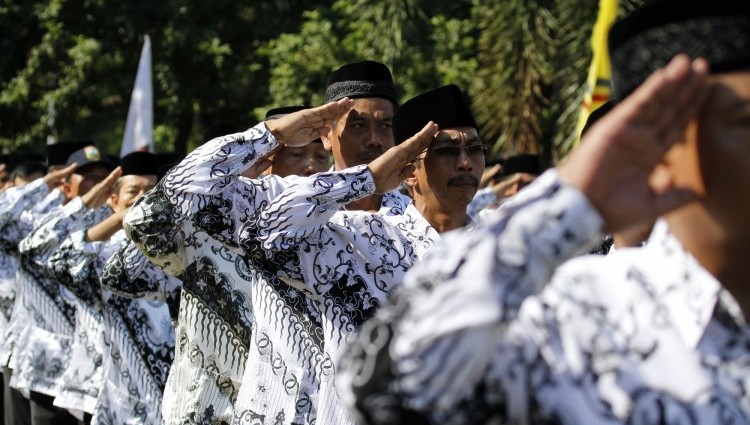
xmin=397 ymin=84 xmax=486 ymax=232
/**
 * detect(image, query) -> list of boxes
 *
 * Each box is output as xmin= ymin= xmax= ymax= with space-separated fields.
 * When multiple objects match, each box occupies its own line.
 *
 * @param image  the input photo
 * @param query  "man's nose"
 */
xmin=456 ymin=147 xmax=473 ymax=170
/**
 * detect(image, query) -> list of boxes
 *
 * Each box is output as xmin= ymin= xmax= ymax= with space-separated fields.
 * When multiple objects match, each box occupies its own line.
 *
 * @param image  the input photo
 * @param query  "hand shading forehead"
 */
xmin=344 ymin=98 xmax=395 ymax=122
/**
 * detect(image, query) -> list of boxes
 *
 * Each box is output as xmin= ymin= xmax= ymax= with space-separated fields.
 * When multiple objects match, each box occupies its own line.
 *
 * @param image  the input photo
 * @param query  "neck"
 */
xmin=415 ymin=197 xmax=467 ymax=233
xmin=347 ymin=193 xmax=383 ymax=212
xmin=667 ymin=205 xmax=750 ymax=317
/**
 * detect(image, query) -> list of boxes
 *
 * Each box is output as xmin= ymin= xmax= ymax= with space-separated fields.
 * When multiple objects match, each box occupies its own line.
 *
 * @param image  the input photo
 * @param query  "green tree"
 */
xmin=257 ymin=0 xmax=477 ymax=120
xmin=0 ymin=0 xmax=316 ymax=157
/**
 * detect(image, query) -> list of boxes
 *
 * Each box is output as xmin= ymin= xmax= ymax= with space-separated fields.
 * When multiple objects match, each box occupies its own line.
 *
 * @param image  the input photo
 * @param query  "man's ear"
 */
xmin=109 ymin=192 xmax=119 ymax=209
xmin=61 ymin=180 xmax=74 ymax=200
xmin=321 ymin=130 xmax=333 ymax=152
xmin=651 ymin=119 xmax=705 ymax=196
xmin=403 ymin=167 xmax=419 ymax=190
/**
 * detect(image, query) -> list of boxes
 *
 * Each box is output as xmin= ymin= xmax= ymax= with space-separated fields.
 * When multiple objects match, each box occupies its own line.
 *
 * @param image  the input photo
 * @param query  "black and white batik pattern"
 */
xmin=15 ymin=197 xmax=111 ymax=401
xmin=127 ymin=127 xmax=330 ymax=425
xmin=22 ymin=198 xmax=111 ymax=413
xmin=125 ymin=184 xmax=257 ymax=425
xmin=50 ymin=227 xmax=178 ymax=424
xmin=338 ymin=169 xmax=750 ymax=425
xmin=140 ymin=123 xmax=440 ymax=425
xmin=0 ymin=179 xmax=63 ymax=367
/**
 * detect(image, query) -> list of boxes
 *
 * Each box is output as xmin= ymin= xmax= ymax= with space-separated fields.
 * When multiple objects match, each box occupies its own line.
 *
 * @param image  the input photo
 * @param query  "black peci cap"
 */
xmin=609 ymin=0 xmax=750 ymax=99
xmin=394 ymin=85 xmax=478 ymax=146
xmin=120 ymin=151 xmax=159 ymax=177
xmin=324 ymin=61 xmax=397 ymax=105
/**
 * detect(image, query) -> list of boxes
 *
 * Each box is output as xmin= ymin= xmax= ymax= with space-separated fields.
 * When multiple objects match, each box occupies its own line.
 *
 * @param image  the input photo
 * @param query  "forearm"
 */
xmin=101 ymin=240 xmax=181 ymax=301
xmin=49 ymin=229 xmax=109 ymax=302
xmin=0 ymin=179 xmax=50 ymax=245
xmin=19 ymin=197 xmax=111 ymax=266
xmin=161 ymin=123 xmax=278 ymax=220
xmin=123 ymin=187 xmax=187 ymax=276
xmin=86 ymin=211 xmax=124 ymax=242
xmin=248 ymin=165 xmax=375 ymax=251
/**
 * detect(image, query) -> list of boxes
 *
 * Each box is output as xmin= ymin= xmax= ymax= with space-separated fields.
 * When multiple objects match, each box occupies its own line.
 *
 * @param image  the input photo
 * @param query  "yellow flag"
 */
xmin=575 ymin=0 xmax=619 ymax=143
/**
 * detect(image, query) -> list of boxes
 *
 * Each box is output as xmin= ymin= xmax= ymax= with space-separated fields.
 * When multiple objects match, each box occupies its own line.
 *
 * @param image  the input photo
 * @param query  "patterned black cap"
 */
xmin=66 ymin=146 xmax=116 ymax=173
xmin=609 ymin=0 xmax=750 ymax=99
xmin=324 ymin=61 xmax=397 ymax=104
xmin=394 ymin=85 xmax=478 ymax=146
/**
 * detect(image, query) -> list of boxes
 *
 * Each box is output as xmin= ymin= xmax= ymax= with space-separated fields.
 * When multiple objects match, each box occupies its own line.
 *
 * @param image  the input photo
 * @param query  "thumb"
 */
xmin=399 ymin=163 xmax=416 ymax=181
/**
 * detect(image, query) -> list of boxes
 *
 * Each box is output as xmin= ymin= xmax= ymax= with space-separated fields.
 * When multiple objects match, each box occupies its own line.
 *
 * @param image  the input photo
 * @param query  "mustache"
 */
xmin=359 ymin=148 xmax=384 ymax=160
xmin=448 ymin=174 xmax=479 ymax=187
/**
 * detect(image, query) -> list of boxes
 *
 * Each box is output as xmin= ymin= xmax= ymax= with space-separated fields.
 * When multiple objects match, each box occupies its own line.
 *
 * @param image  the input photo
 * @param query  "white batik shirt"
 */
xmin=126 ymin=133 xmax=327 ymax=425
xmin=141 ymin=123 xmax=439 ymax=424
xmin=339 ymin=169 xmax=750 ymax=425
xmin=0 ymin=179 xmax=64 ymax=368
xmin=17 ymin=197 xmax=110 ymax=406
xmin=100 ymin=240 xmax=182 ymax=424
xmin=124 ymin=185 xmax=255 ymax=425
xmin=50 ymin=228 xmax=179 ymax=424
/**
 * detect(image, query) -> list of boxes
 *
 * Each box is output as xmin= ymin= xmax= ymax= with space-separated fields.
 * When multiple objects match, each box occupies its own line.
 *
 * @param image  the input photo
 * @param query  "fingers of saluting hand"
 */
xmin=616 ymin=55 xmax=710 ymax=153
xmin=558 ymin=55 xmax=709 ymax=232
xmin=267 ymin=98 xmax=355 ymax=147
xmin=43 ymin=162 xmax=78 ymax=189
xmin=301 ymin=98 xmax=356 ymax=140
xmin=82 ymin=166 xmax=122 ymax=209
xmin=305 ymin=98 xmax=355 ymax=124
xmin=103 ymin=166 xmax=123 ymax=187
xmin=401 ymin=121 xmax=439 ymax=162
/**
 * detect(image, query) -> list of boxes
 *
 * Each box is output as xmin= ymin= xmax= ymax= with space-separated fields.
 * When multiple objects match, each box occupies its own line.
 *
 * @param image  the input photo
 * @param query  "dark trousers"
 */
xmin=28 ymin=391 xmax=79 ymax=425
xmin=3 ymin=368 xmax=31 ymax=425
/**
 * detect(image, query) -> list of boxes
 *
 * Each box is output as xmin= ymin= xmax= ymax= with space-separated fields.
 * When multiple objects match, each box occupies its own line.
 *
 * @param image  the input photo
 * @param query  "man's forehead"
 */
xmin=433 ymin=127 xmax=480 ymax=144
xmin=344 ymin=98 xmax=394 ymax=117
xmin=121 ymin=174 xmax=157 ymax=185
xmin=705 ymin=72 xmax=750 ymax=112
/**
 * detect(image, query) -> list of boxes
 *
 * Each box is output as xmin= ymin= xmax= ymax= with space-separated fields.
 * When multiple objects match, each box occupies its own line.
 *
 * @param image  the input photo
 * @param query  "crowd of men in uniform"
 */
xmin=2 ymin=0 xmax=750 ymax=423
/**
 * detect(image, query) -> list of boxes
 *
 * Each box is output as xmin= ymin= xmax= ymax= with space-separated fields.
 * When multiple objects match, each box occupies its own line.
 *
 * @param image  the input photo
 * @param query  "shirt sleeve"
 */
xmin=465 ymin=186 xmax=497 ymax=219
xmin=337 ymin=169 xmax=605 ymax=424
xmin=101 ymin=239 xmax=183 ymax=303
xmin=47 ymin=228 xmax=107 ymax=304
xmin=157 ymin=123 xmax=281 ymax=247
xmin=0 ymin=178 xmax=50 ymax=251
xmin=240 ymin=164 xmax=376 ymax=253
xmin=19 ymin=197 xmax=110 ymax=269
xmin=122 ymin=186 xmax=189 ymax=276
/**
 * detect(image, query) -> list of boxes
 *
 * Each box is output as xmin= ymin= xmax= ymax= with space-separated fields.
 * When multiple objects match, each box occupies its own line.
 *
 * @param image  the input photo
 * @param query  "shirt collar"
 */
xmin=379 ymin=190 xmax=412 ymax=215
xmin=646 ymin=220 xmax=745 ymax=348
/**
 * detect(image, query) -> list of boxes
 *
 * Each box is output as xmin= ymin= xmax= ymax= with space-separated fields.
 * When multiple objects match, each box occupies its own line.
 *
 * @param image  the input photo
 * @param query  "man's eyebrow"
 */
xmin=346 ymin=114 xmax=367 ymax=122
xmin=433 ymin=135 xmax=482 ymax=145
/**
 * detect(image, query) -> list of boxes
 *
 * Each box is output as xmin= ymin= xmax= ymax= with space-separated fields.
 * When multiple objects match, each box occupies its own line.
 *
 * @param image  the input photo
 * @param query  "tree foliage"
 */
xmin=1 ymin=0 xmax=646 ymax=163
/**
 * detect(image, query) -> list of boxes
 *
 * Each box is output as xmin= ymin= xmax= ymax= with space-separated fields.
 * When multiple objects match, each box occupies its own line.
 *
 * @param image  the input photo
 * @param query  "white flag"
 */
xmin=121 ymin=35 xmax=153 ymax=156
